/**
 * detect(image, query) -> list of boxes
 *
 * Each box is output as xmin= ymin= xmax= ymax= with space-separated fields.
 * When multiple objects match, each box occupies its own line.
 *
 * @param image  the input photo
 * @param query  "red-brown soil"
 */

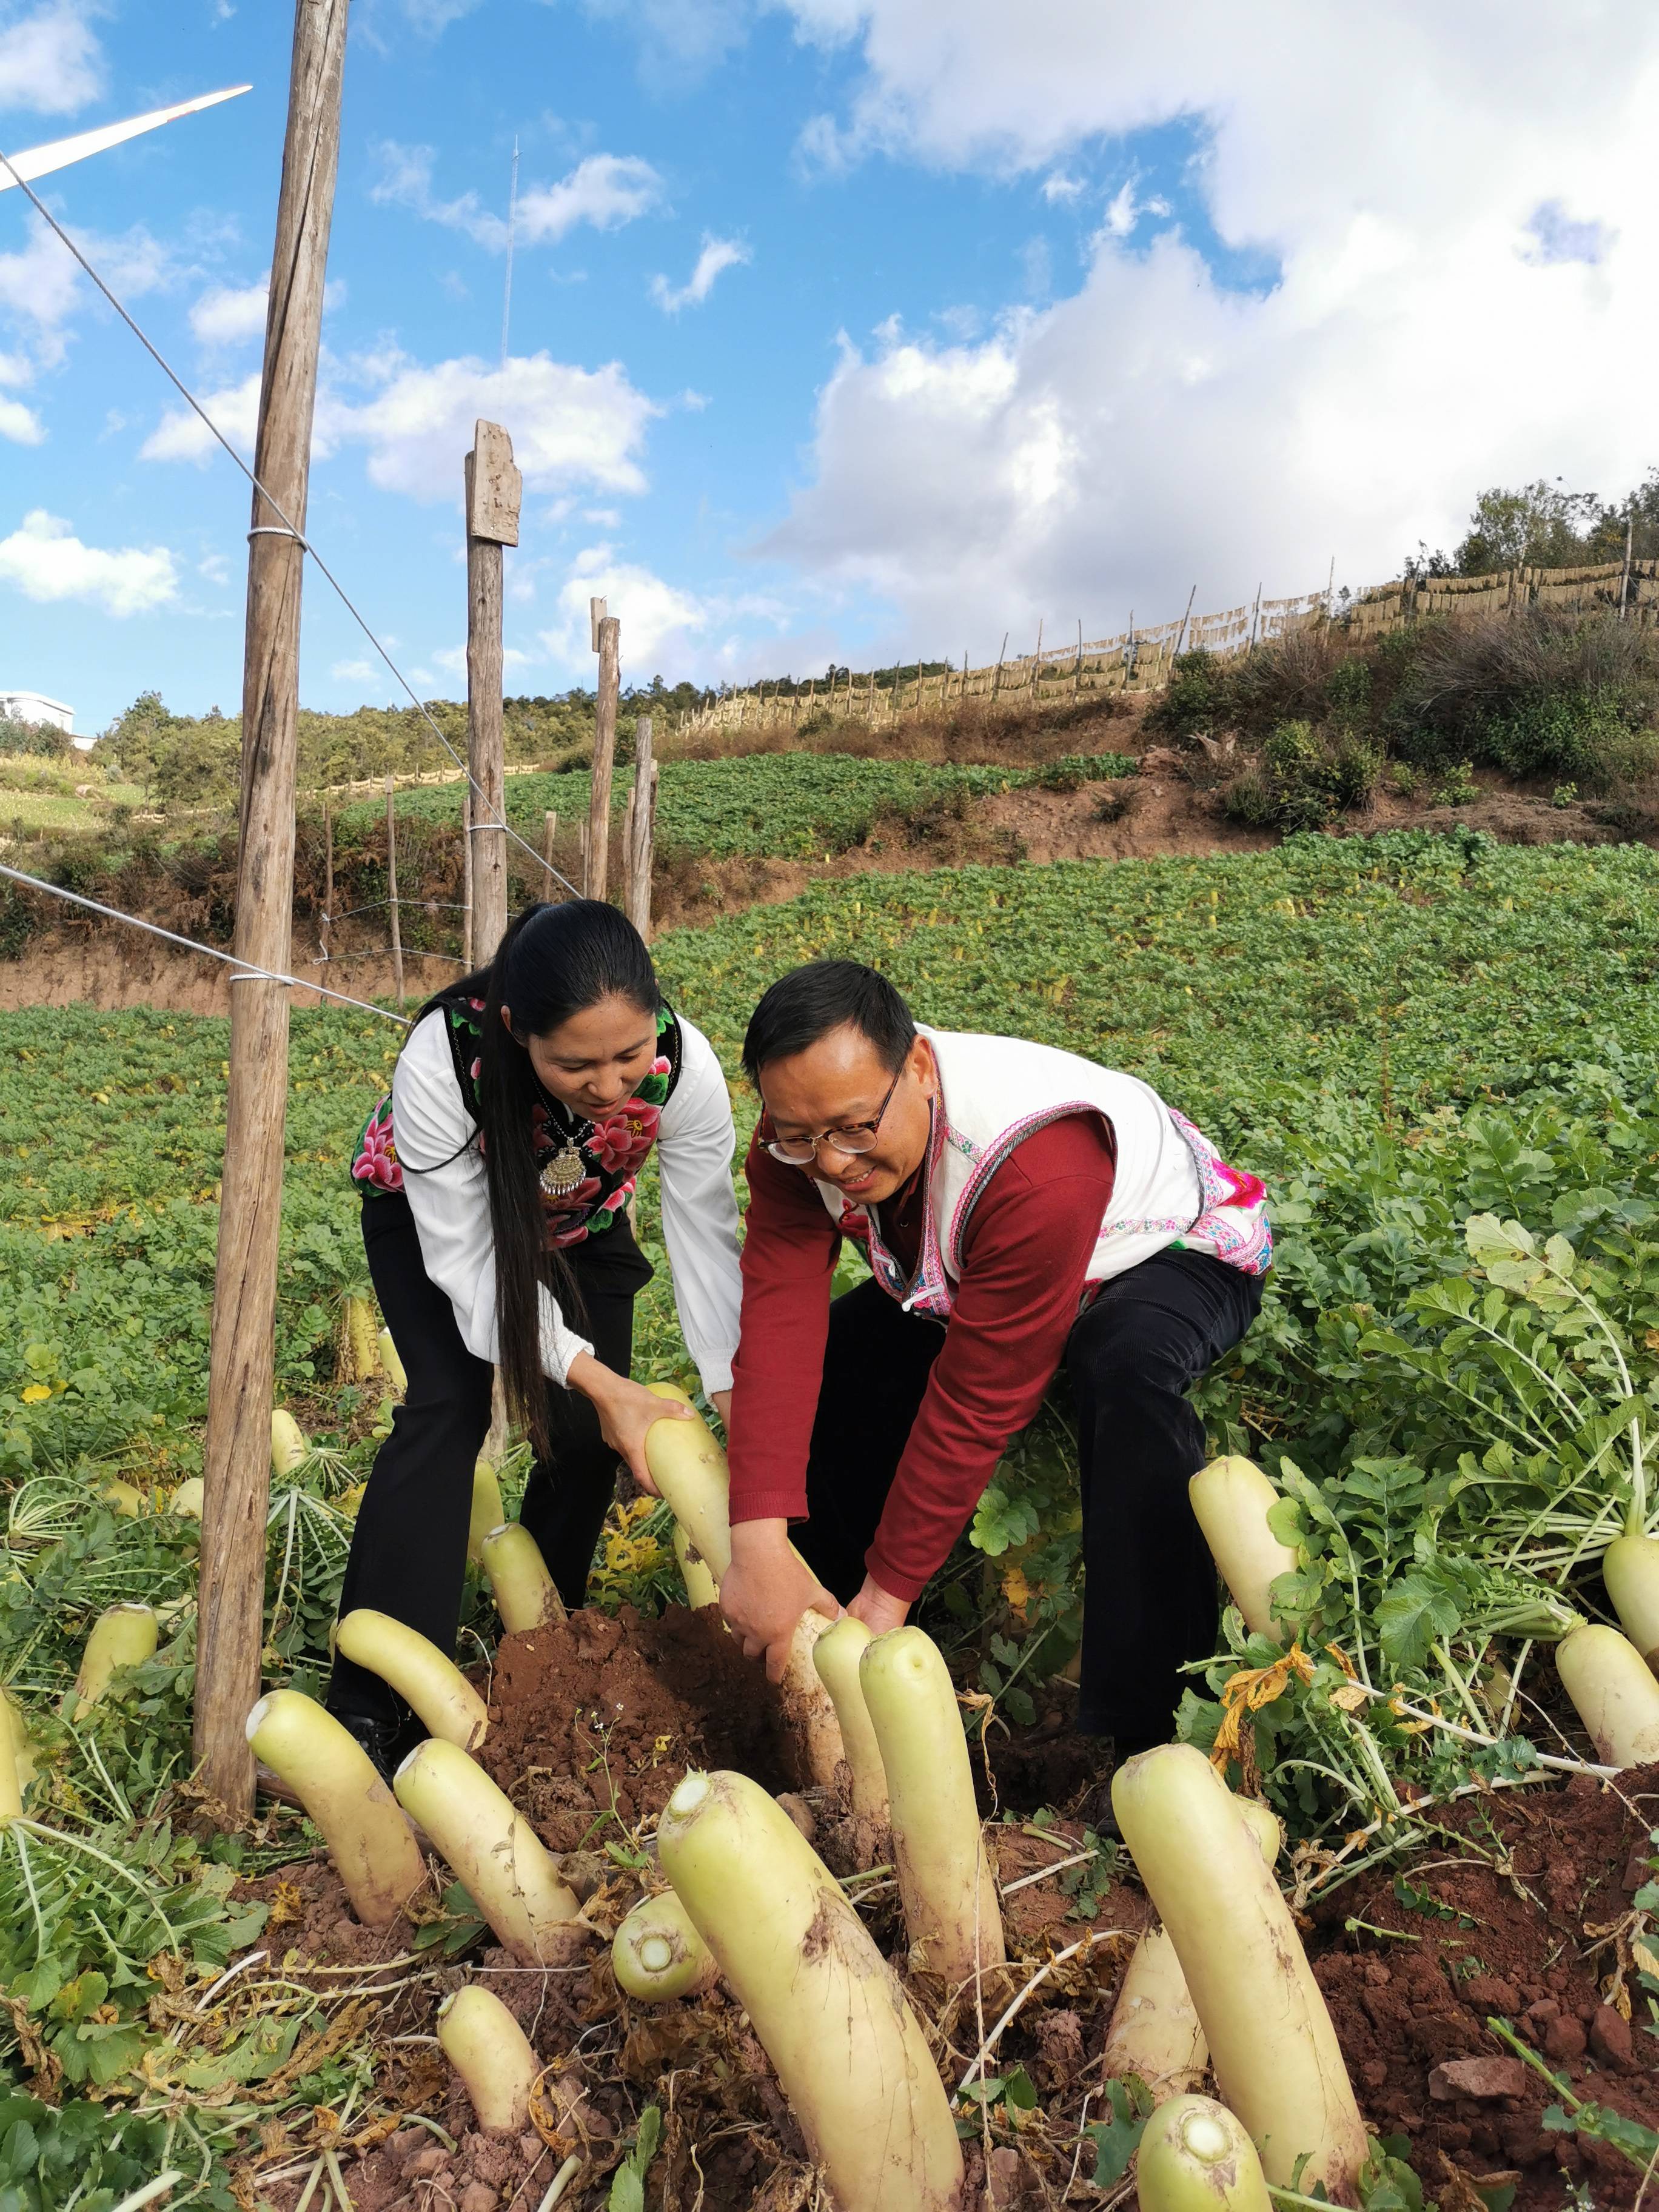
xmin=238 ymin=1611 xmax=1659 ymax=2211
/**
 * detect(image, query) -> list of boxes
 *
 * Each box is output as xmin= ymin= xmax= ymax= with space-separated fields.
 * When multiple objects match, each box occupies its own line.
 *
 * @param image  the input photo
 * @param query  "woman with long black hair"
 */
xmin=329 ymin=899 xmax=740 ymax=1774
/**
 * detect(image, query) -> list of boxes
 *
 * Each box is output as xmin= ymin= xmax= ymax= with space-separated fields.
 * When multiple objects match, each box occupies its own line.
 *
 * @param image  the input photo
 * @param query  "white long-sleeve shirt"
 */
xmin=388 ymin=1007 xmax=743 ymax=1393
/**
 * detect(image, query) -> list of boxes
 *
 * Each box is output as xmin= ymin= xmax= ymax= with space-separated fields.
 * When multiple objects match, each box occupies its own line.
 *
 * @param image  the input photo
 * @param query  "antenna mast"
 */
xmin=500 ymin=136 xmax=519 ymax=369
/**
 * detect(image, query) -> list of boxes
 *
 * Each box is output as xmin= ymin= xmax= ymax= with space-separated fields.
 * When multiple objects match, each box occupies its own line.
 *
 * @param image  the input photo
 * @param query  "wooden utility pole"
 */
xmin=465 ymin=420 xmax=521 ymax=965
xmin=461 ymin=784 xmax=474 ymax=969
xmin=196 ymin=0 xmax=349 ymax=1815
xmin=384 ymin=774 xmax=403 ymax=1007
xmin=588 ymin=598 xmax=620 ymax=900
xmin=623 ymin=713 xmax=655 ymax=936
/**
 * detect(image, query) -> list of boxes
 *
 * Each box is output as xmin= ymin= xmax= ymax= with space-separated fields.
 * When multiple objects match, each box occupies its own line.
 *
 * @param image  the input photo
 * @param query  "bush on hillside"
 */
xmin=1223 ymin=719 xmax=1380 ymax=833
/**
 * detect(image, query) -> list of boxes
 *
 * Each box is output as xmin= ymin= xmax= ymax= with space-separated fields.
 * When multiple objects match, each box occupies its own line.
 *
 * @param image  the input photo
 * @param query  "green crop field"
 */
xmin=5 ymin=829 xmax=1659 ymax=2190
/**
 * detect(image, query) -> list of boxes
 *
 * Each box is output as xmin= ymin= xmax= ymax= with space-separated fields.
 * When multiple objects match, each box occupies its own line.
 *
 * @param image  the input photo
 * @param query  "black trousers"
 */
xmin=328 ymin=1190 xmax=651 ymax=1727
xmin=791 ymin=1248 xmax=1264 ymax=1752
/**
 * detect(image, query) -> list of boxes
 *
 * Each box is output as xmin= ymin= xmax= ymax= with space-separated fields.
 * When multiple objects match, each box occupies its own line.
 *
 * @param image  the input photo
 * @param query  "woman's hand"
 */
xmin=720 ymin=1519 xmax=841 ymax=1682
xmin=568 ymin=1353 xmax=691 ymax=1489
xmin=845 ymin=1574 xmax=910 ymax=1638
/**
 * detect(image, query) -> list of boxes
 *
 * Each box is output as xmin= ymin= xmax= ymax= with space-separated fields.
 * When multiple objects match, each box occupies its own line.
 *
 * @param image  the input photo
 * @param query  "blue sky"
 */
xmin=1 ymin=1 xmax=1654 ymax=735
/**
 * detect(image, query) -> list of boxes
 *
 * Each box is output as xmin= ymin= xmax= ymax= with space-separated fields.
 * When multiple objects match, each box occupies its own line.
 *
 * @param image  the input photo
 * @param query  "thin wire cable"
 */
xmin=0 ymin=144 xmax=585 ymax=901
xmin=0 ymin=859 xmax=410 ymax=1025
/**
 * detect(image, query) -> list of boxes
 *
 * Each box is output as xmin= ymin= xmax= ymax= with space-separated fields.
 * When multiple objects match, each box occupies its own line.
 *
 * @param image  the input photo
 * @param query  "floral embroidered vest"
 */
xmin=811 ymin=1025 xmax=1271 ymax=1320
xmin=350 ymin=987 xmax=683 ymax=1252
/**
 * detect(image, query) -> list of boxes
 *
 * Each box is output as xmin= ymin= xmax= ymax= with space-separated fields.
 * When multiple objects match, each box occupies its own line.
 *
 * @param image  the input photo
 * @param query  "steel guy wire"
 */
xmin=0 ymin=142 xmax=585 ymax=901
xmin=0 ymin=859 xmax=411 ymax=1025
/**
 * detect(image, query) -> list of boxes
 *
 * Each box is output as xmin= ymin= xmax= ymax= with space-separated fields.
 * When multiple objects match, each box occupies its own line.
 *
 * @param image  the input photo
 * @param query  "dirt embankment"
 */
xmin=0 ymin=730 xmax=1645 ymax=1018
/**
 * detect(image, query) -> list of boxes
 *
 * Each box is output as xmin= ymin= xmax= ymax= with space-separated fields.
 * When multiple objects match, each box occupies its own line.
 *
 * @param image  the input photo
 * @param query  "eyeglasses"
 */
xmin=765 ymin=1065 xmax=904 ymax=1167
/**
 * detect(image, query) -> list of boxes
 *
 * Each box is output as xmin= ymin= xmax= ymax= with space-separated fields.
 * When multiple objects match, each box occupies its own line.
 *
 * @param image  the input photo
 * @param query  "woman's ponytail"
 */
xmin=475 ymin=901 xmax=659 ymax=1454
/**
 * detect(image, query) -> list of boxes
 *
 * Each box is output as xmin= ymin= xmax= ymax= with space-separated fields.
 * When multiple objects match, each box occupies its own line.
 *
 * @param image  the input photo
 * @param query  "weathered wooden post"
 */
xmin=623 ymin=712 xmax=655 ymax=936
xmin=465 ymin=420 xmax=520 ymax=967
xmin=541 ymin=808 xmax=558 ymax=896
xmin=317 ymin=799 xmax=333 ymax=1008
xmin=461 ymin=783 xmax=474 ymax=968
xmin=196 ymin=0 xmax=349 ymax=1815
xmin=588 ymin=597 xmax=620 ymax=900
xmin=384 ymin=774 xmax=403 ymax=1007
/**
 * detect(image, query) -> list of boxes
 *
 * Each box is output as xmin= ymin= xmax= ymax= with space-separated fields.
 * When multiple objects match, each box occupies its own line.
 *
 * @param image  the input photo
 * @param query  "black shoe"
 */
xmin=327 ymin=1707 xmax=413 ymax=1786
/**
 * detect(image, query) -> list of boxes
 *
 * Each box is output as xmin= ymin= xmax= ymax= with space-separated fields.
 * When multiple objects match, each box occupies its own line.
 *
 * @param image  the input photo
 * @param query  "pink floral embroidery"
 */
xmin=549 ymin=1221 xmax=590 ymax=1248
xmin=352 ymin=1103 xmax=403 ymax=1192
xmin=1214 ymin=1159 xmax=1267 ymax=1210
xmin=598 ymin=1186 xmax=631 ymax=1214
xmin=470 ymin=1056 xmax=481 ymax=1082
xmin=543 ymin=1175 xmax=601 ymax=1219
xmin=589 ymin=1100 xmax=660 ymax=1175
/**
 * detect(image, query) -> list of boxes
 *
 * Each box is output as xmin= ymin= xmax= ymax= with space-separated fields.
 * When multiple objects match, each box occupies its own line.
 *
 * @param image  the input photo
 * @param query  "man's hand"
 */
xmin=846 ymin=1574 xmax=910 ymax=1638
xmin=568 ymin=1355 xmax=691 ymax=1489
xmin=720 ymin=1519 xmax=840 ymax=1683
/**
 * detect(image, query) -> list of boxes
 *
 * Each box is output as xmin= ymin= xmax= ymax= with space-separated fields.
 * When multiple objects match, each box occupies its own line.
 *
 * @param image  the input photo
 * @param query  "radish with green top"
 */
xmin=168 ymin=1477 xmax=204 ymax=1520
xmin=73 ymin=1603 xmax=158 ymax=1715
xmin=1136 ymin=2094 xmax=1272 ymax=2212
xmin=437 ymin=1986 xmax=541 ymax=2131
xmin=335 ymin=1609 xmax=488 ymax=1749
xmin=480 ymin=1521 xmax=566 ymax=1632
xmin=1112 ymin=1743 xmax=1366 ymax=2200
xmin=1188 ymin=1457 xmax=1298 ymax=1641
xmin=643 ymin=1386 xmax=845 ymax=1789
xmin=612 ymin=1889 xmax=718 ymax=2002
xmin=859 ymin=1625 xmax=1002 ymax=1983
xmin=658 ymin=1768 xmax=963 ymax=2211
xmin=394 ymin=1738 xmax=581 ymax=1960
xmin=812 ymin=1615 xmax=889 ymax=1822
xmin=247 ymin=1690 xmax=425 ymax=1926
xmin=1556 ymin=1623 xmax=1659 ymax=1766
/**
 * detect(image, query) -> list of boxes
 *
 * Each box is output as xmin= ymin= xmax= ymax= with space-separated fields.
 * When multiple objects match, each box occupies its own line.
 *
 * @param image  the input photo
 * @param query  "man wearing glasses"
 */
xmin=717 ymin=958 xmax=1271 ymax=1763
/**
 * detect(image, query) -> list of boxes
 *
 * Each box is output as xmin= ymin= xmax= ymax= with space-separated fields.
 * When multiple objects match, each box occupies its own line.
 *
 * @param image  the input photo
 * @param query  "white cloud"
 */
xmin=190 ymin=276 xmax=270 ymax=346
xmin=0 ymin=1 xmax=103 ymax=115
xmin=1042 ymin=172 xmax=1083 ymax=205
xmin=1101 ymin=179 xmax=1137 ymax=238
xmin=649 ymin=233 xmax=751 ymax=313
xmin=144 ymin=348 xmax=659 ymax=508
xmin=0 ymin=509 xmax=176 ymax=615
xmin=341 ymin=352 xmax=657 ymax=499
xmin=331 ymin=657 xmax=383 ymax=683
xmin=369 ymin=141 xmax=506 ymax=249
xmin=762 ymin=2 xmax=1659 ymax=651
xmin=0 ymin=394 xmax=41 ymax=442
xmin=537 ymin=543 xmax=802 ymax=679
xmin=140 ymin=370 xmax=262 ymax=463
xmin=373 ymin=144 xmax=663 ymax=252
xmin=0 ymin=216 xmax=171 ymax=368
xmin=517 ymin=154 xmax=663 ymax=244
xmin=569 ymin=0 xmax=750 ymax=87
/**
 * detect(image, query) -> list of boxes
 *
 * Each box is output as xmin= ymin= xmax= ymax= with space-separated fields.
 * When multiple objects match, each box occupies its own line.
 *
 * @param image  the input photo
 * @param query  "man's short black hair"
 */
xmin=742 ymin=959 xmax=917 ymax=1084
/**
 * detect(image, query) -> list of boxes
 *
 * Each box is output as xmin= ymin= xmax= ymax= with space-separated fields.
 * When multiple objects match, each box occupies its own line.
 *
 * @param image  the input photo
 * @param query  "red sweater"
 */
xmin=727 ymin=1113 xmax=1117 ymax=1600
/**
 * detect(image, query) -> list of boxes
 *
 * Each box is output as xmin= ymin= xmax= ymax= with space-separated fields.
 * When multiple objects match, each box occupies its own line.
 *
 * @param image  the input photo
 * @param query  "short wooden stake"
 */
xmin=541 ymin=808 xmax=558 ymax=896
xmin=318 ymin=801 xmax=333 ymax=1008
xmin=625 ymin=714 xmax=655 ymax=937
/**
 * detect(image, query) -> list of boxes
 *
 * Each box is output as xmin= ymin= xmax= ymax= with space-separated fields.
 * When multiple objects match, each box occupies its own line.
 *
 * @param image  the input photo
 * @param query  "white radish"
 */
xmin=73 ymin=1603 xmax=158 ymax=1715
xmin=270 ymin=1409 xmax=308 ymax=1478
xmin=658 ymin=1769 xmax=962 ymax=2211
xmin=378 ymin=1326 xmax=407 ymax=1396
xmin=168 ymin=1476 xmax=204 ymax=1520
xmin=1112 ymin=1744 xmax=1367 ymax=2200
xmin=1601 ymin=1535 xmax=1659 ymax=1672
xmin=334 ymin=1609 xmax=488 ymax=1750
xmin=1105 ymin=1788 xmax=1282 ymax=2099
xmin=436 ymin=1985 xmax=541 ymax=2132
xmin=480 ymin=1522 xmax=566 ymax=1632
xmin=672 ymin=1520 xmax=719 ymax=1610
xmin=643 ymin=1386 xmax=845 ymax=1789
xmin=1557 ymin=1623 xmax=1659 ymax=1767
xmin=1136 ymin=2094 xmax=1272 ymax=2212
xmin=246 ymin=1691 xmax=425 ymax=1927
xmin=468 ymin=1457 xmax=504 ymax=1567
xmin=859 ymin=1626 xmax=1002 ymax=1983
xmin=1188 ymin=1456 xmax=1297 ymax=1641
xmin=394 ymin=1738 xmax=581 ymax=1961
xmin=812 ymin=1615 xmax=890 ymax=1822
xmin=612 ymin=1889 xmax=718 ymax=2002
